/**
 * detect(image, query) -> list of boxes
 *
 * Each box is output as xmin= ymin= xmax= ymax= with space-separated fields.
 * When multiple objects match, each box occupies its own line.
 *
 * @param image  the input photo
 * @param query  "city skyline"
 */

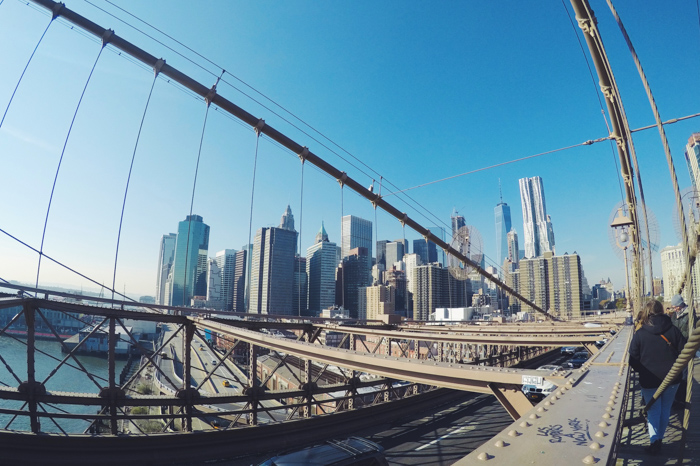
xmin=1 ymin=2 xmax=698 ymax=298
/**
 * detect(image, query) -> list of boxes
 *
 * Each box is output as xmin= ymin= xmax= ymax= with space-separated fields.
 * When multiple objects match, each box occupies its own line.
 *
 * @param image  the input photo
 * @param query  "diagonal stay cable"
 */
xmin=0 ymin=12 xmax=54 ymax=130
xmin=117 ymin=319 xmax=182 ymax=391
xmin=36 ymin=309 xmax=104 ymax=390
xmin=35 ymin=39 xmax=108 ymax=295
xmin=40 ymin=316 xmax=108 ymax=387
xmin=384 ymin=138 xmax=610 ymax=197
xmin=0 ymin=227 xmax=151 ymax=310
xmin=111 ymin=70 xmax=159 ymax=304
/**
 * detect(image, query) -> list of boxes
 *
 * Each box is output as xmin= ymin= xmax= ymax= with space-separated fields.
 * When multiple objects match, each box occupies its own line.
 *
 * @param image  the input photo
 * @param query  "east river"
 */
xmin=0 ymin=335 xmax=126 ymax=433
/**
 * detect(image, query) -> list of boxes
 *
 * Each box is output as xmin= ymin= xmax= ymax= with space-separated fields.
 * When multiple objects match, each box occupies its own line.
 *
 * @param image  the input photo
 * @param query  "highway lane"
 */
xmin=362 ymin=392 xmax=510 ymax=465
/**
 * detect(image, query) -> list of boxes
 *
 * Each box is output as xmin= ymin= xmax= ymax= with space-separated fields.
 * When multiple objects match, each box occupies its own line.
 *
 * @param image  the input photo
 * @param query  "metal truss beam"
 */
xmin=458 ymin=326 xmax=632 ymax=465
xmin=198 ymin=317 xmax=575 ymax=393
xmin=313 ymin=323 xmax=610 ymax=346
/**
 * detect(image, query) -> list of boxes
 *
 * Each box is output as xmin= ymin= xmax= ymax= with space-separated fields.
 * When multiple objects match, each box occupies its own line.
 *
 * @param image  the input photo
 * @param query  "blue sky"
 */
xmin=1 ymin=0 xmax=699 ymax=298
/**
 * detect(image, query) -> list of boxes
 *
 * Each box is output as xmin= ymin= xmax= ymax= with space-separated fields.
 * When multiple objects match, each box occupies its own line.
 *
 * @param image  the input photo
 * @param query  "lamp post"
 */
xmin=611 ymin=208 xmax=634 ymax=316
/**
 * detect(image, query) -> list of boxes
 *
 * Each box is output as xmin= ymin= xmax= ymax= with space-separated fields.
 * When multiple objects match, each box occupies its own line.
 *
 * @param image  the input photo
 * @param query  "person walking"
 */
xmin=629 ymin=299 xmax=686 ymax=455
xmin=669 ymin=294 xmax=690 ymax=408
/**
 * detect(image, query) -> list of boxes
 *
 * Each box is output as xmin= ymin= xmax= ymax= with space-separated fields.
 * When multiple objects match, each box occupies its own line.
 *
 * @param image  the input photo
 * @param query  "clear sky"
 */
xmin=0 ymin=0 xmax=699 ymax=298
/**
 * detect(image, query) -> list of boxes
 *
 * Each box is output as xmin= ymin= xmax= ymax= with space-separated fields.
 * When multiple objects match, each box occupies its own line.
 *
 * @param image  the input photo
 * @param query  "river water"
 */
xmin=0 ymin=335 xmax=126 ymax=434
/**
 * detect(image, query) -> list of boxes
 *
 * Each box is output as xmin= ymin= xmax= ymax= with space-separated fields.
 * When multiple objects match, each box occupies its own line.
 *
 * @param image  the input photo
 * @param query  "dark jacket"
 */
xmin=671 ymin=308 xmax=690 ymax=340
xmin=629 ymin=314 xmax=686 ymax=389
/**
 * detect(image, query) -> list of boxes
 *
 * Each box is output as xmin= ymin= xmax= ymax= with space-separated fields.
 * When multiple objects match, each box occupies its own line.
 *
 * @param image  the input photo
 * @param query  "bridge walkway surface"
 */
xmin=617 ymin=356 xmax=700 ymax=465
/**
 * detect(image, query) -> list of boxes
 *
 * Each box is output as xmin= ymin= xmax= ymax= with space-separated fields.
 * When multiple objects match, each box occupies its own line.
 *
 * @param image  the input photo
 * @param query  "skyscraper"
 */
xmin=206 ymin=258 xmax=223 ymax=309
xmin=341 ymin=215 xmax=372 ymax=261
xmin=414 ymin=263 xmax=448 ymax=321
xmin=515 ymin=251 xmax=584 ymax=319
xmin=215 ymin=249 xmax=237 ymax=310
xmin=684 ymin=133 xmax=700 ymax=191
xmin=507 ymin=229 xmax=519 ymax=266
xmin=385 ymin=241 xmax=405 ymax=269
xmin=376 ymin=240 xmax=389 ymax=270
xmin=232 ymin=249 xmax=247 ymax=313
xmin=519 ymin=176 xmax=555 ymax=258
xmin=494 ymin=198 xmax=512 ymax=274
xmin=307 ymin=223 xmax=337 ymax=315
xmin=169 ymin=215 xmax=210 ymax=307
xmin=279 ymin=205 xmax=295 ymax=232
xmin=293 ymin=256 xmax=308 ymax=316
xmin=336 ymin=246 xmax=370 ymax=318
xmin=249 ymin=226 xmax=296 ymax=315
xmin=413 ymin=239 xmax=437 ymax=265
xmin=155 ymin=233 xmax=176 ymax=305
xmin=451 ymin=209 xmax=466 ymax=240
xmin=427 ymin=226 xmax=447 ymax=266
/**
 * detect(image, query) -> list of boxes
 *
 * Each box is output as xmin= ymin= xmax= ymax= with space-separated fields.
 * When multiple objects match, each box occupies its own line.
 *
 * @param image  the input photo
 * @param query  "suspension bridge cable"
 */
xmin=383 ymin=139 xmax=609 ymax=197
xmin=111 ymin=71 xmax=159 ymax=305
xmin=0 ymin=227 xmax=143 ymax=307
xmin=182 ymin=102 xmax=211 ymax=306
xmin=340 ymin=186 xmax=345 ymax=310
xmin=604 ymin=0 xmax=696 ymax=421
xmin=560 ymin=0 xmax=625 ymax=205
xmin=34 ymin=43 xmax=106 ymax=296
xmin=246 ymin=128 xmax=262 ymax=312
xmin=85 ymin=0 xmax=563 ymax=254
xmin=298 ymin=160 xmax=305 ymax=316
xmin=0 ymin=16 xmax=53 ymax=130
xmin=82 ymin=0 xmax=218 ymax=79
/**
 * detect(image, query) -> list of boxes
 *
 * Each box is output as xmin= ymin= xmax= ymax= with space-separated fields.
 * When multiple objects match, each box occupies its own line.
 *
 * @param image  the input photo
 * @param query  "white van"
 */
xmin=522 ymin=365 xmax=562 ymax=402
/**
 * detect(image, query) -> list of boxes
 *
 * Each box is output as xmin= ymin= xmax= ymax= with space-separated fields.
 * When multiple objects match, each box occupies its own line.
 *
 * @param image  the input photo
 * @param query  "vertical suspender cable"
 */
xmin=35 ymin=43 xmax=106 ymax=295
xmin=298 ymin=161 xmax=305 ymax=316
xmin=341 ymin=186 xmax=345 ymax=311
xmin=246 ymin=127 xmax=262 ymax=312
xmin=110 ymin=72 xmax=158 ymax=304
xmin=0 ymin=16 xmax=54 ymax=130
xmin=182 ymin=103 xmax=211 ymax=306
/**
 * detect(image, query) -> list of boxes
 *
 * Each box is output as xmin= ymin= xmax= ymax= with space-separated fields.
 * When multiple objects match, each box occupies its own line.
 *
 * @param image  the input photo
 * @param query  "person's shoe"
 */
xmin=645 ymin=439 xmax=662 ymax=455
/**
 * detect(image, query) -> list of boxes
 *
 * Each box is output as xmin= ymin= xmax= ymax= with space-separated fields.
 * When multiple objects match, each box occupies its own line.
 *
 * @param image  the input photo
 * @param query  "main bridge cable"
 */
xmin=560 ymin=0 xmax=625 ymax=206
xmin=583 ymin=0 xmax=655 ymax=302
xmin=604 ymin=0 xmax=697 ymax=426
xmin=111 ymin=60 xmax=164 ymax=305
xmin=83 ymin=0 xmax=457 ymax=247
xmin=92 ymin=0 xmax=571 ymax=278
xmin=35 ymin=29 xmax=112 ymax=296
xmin=28 ymin=0 xmax=554 ymax=321
xmin=0 ymin=2 xmax=61 ymax=130
xmin=570 ymin=0 xmax=644 ymax=318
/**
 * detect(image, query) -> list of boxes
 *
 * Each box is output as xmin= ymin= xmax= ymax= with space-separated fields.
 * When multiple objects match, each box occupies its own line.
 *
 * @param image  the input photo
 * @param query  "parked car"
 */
xmin=258 ymin=437 xmax=388 ymax=466
xmin=566 ymin=351 xmax=590 ymax=368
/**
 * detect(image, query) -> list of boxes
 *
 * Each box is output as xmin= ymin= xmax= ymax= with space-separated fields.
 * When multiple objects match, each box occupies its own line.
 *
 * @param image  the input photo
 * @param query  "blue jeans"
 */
xmin=641 ymin=384 xmax=679 ymax=443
